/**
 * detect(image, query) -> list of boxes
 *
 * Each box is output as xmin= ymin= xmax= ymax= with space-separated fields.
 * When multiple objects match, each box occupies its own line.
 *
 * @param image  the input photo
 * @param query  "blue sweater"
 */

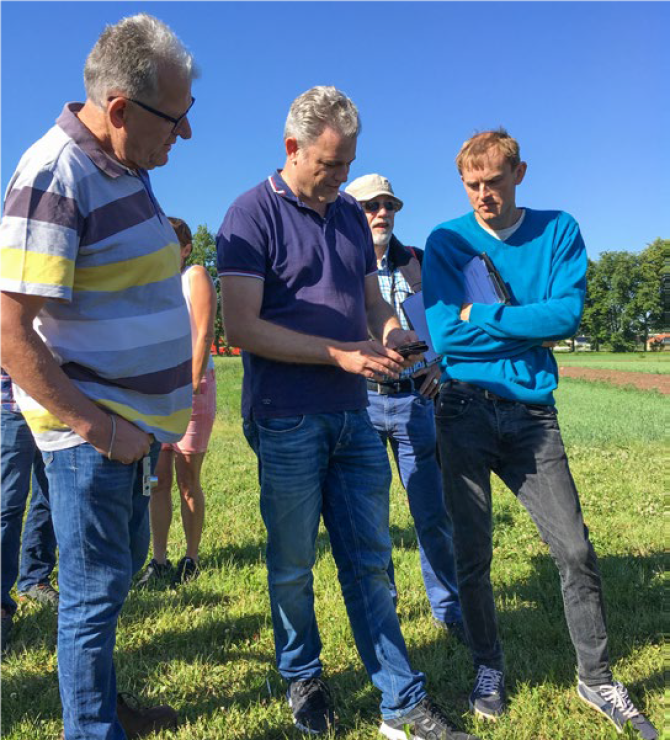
xmin=423 ymin=208 xmax=587 ymax=405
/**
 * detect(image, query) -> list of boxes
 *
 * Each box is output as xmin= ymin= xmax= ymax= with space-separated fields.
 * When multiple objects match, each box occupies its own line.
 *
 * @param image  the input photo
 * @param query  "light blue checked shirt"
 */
xmin=377 ymin=247 xmax=426 ymax=379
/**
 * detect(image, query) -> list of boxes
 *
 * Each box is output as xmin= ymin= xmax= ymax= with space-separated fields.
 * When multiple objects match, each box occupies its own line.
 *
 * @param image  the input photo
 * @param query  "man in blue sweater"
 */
xmin=423 ymin=130 xmax=657 ymax=739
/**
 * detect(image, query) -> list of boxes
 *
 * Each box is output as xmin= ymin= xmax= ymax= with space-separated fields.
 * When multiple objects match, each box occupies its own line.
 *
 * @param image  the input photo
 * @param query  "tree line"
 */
xmin=579 ymin=238 xmax=668 ymax=351
xmin=188 ymin=227 xmax=668 ymax=354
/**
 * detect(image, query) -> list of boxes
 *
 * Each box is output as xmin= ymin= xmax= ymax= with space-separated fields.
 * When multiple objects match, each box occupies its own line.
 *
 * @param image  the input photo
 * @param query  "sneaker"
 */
xmin=1 ymin=613 xmax=13 ymax=653
xmin=172 ymin=556 xmax=200 ymax=585
xmin=380 ymin=696 xmax=481 ymax=739
xmin=577 ymin=680 xmax=658 ymax=739
xmin=287 ymin=677 xmax=336 ymax=735
xmin=19 ymin=582 xmax=59 ymax=608
xmin=469 ymin=665 xmax=505 ymax=720
xmin=434 ymin=618 xmax=468 ymax=646
xmin=116 ymin=692 xmax=179 ymax=738
xmin=136 ymin=558 xmax=173 ymax=588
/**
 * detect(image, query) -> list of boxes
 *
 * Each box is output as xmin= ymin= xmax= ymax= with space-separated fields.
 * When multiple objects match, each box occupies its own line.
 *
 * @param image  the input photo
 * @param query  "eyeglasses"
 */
xmin=126 ymin=96 xmax=195 ymax=133
xmin=362 ymin=200 xmax=398 ymax=214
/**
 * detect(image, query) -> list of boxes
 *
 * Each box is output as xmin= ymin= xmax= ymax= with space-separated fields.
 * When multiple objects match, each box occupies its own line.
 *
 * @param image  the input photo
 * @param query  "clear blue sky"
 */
xmin=2 ymin=1 xmax=668 ymax=258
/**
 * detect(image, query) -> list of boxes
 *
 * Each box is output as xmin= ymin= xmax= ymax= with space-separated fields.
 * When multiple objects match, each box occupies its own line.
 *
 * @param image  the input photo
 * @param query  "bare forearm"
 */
xmin=192 ymin=332 xmax=214 ymax=390
xmin=367 ymin=299 xmax=401 ymax=344
xmin=227 ymin=314 xmax=341 ymax=365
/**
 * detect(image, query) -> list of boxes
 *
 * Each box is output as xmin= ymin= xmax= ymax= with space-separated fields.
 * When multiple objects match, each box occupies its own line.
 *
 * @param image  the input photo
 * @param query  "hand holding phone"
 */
xmin=395 ymin=341 xmax=429 ymax=358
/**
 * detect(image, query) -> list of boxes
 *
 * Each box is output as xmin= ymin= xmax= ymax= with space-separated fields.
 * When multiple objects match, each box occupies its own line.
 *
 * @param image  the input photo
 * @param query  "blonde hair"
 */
xmin=456 ymin=129 xmax=521 ymax=174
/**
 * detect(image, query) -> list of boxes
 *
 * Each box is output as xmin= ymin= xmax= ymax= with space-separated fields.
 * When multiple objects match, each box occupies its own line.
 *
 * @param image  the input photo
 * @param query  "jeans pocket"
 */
xmin=42 ymin=451 xmax=54 ymax=467
xmin=524 ymin=403 xmax=558 ymax=419
xmin=255 ymin=415 xmax=305 ymax=434
xmin=435 ymin=392 xmax=472 ymax=421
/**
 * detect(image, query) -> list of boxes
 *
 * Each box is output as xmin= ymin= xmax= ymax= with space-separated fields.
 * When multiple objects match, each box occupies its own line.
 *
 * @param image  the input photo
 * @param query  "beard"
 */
xmin=371 ymin=230 xmax=392 ymax=248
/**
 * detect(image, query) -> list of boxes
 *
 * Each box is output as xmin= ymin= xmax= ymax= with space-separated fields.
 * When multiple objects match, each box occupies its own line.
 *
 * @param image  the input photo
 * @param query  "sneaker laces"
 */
xmin=473 ymin=666 xmax=503 ymax=695
xmin=416 ymin=697 xmax=454 ymax=729
xmin=599 ymin=682 xmax=641 ymax=720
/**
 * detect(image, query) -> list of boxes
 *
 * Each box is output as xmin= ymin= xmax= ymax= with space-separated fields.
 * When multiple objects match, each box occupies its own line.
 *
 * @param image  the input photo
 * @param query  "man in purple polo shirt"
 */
xmin=217 ymin=86 xmax=480 ymax=740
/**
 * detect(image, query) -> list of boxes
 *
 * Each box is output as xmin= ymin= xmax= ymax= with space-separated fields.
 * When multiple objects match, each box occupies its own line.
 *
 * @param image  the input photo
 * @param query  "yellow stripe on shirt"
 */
xmin=0 ymin=247 xmax=75 ymax=289
xmin=73 ymin=242 xmax=180 ymax=293
xmin=21 ymin=408 xmax=72 ymax=434
xmin=99 ymin=398 xmax=192 ymax=436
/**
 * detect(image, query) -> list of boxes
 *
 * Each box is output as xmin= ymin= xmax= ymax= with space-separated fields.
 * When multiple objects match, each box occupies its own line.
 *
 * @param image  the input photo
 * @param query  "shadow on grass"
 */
xmin=2 ymin=549 xmax=661 ymax=738
xmin=478 ymin=551 xmax=663 ymax=689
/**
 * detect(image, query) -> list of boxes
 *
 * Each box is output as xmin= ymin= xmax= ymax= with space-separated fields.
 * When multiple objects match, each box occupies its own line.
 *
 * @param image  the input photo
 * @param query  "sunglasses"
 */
xmin=362 ymin=200 xmax=398 ymax=214
xmin=125 ymin=96 xmax=196 ymax=134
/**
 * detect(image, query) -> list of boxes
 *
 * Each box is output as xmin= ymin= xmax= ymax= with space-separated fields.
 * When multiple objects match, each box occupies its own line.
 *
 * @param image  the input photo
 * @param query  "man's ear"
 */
xmin=107 ymin=97 xmax=128 ymax=130
xmin=515 ymin=161 xmax=528 ymax=185
xmin=285 ymin=136 xmax=300 ymax=160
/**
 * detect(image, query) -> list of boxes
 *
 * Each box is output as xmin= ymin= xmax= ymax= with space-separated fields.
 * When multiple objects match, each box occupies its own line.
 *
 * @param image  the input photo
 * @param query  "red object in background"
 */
xmin=210 ymin=343 xmax=241 ymax=356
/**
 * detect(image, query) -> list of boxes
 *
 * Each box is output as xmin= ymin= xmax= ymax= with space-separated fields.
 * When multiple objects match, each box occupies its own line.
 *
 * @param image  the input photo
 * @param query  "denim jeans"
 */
xmin=1 ymin=406 xmax=56 ymax=615
xmin=45 ymin=441 xmax=159 ymax=740
xmin=367 ymin=390 xmax=461 ymax=624
xmin=244 ymin=410 xmax=426 ymax=719
xmin=435 ymin=381 xmax=612 ymax=685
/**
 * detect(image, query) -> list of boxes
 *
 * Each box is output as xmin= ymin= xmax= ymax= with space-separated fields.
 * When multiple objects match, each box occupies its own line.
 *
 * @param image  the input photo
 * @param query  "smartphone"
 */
xmin=396 ymin=341 xmax=429 ymax=358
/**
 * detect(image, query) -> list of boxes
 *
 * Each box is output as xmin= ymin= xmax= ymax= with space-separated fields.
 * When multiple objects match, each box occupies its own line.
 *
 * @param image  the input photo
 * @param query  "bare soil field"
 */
xmin=560 ymin=366 xmax=669 ymax=394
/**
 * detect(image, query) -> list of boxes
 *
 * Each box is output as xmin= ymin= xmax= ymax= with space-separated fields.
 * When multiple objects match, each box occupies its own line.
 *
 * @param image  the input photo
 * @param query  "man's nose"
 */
xmin=176 ymin=115 xmax=192 ymax=140
xmin=335 ymin=163 xmax=350 ymax=183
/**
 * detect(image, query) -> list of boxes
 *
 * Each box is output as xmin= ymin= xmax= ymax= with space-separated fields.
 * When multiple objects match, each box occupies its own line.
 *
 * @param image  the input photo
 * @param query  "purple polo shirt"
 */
xmin=217 ymin=171 xmax=377 ymax=419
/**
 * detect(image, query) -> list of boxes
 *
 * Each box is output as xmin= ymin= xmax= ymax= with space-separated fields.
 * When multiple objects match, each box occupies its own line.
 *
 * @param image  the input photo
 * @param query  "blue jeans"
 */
xmin=244 ymin=410 xmax=426 ymax=719
xmin=367 ymin=390 xmax=461 ymax=624
xmin=435 ymin=381 xmax=612 ymax=685
xmin=1 ymin=406 xmax=56 ymax=615
xmin=45 ymin=441 xmax=159 ymax=740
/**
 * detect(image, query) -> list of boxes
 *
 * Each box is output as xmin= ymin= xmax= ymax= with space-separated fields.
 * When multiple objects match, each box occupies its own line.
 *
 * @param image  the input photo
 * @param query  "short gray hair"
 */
xmin=284 ymin=86 xmax=361 ymax=146
xmin=84 ymin=13 xmax=199 ymax=108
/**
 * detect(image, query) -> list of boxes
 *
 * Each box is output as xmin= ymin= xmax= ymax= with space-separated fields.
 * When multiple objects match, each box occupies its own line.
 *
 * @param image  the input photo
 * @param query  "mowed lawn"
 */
xmin=555 ymin=350 xmax=670 ymax=375
xmin=2 ymin=357 xmax=664 ymax=740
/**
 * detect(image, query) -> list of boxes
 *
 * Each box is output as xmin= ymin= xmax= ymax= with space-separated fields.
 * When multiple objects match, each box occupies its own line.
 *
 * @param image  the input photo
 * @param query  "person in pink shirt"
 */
xmin=139 ymin=217 xmax=217 ymax=586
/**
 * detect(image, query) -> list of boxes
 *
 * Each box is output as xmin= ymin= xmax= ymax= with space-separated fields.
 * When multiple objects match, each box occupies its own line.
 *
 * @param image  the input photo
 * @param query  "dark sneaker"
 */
xmin=116 ymin=692 xmax=179 ymax=738
xmin=19 ymin=582 xmax=59 ymax=608
xmin=1 ymin=613 xmax=13 ymax=653
xmin=172 ymin=556 xmax=200 ymax=585
xmin=136 ymin=558 xmax=173 ymax=588
xmin=380 ymin=696 xmax=481 ymax=739
xmin=287 ymin=677 xmax=336 ymax=735
xmin=577 ymin=680 xmax=658 ymax=739
xmin=469 ymin=665 xmax=505 ymax=720
xmin=434 ymin=618 xmax=468 ymax=646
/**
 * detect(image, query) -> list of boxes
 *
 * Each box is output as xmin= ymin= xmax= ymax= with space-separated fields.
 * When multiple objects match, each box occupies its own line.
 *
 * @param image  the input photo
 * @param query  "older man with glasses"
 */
xmin=346 ymin=174 xmax=464 ymax=644
xmin=0 ymin=14 xmax=197 ymax=740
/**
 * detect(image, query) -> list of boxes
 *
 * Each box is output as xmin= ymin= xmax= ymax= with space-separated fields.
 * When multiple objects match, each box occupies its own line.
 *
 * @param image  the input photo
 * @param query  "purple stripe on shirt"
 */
xmin=4 ymin=185 xmax=84 ymax=233
xmin=62 ymin=359 xmax=192 ymax=395
xmin=80 ymin=189 xmax=157 ymax=247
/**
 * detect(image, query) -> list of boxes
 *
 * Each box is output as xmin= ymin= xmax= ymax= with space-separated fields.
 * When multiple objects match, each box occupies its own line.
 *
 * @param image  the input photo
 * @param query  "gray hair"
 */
xmin=284 ymin=86 xmax=361 ymax=146
xmin=84 ymin=13 xmax=199 ymax=108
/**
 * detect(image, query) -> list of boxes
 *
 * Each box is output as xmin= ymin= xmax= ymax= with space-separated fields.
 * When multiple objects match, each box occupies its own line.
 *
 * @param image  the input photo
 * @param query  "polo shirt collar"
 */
xmin=57 ymin=102 xmax=132 ymax=179
xmin=268 ymin=169 xmax=341 ymax=219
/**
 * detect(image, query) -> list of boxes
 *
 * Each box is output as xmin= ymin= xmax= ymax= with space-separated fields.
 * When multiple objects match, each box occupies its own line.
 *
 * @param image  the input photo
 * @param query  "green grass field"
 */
xmin=555 ymin=351 xmax=670 ymax=375
xmin=2 ymin=358 xmax=664 ymax=740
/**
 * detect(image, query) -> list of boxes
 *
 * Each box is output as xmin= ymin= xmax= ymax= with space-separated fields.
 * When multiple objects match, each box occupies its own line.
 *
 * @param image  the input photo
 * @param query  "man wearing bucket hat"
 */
xmin=345 ymin=174 xmax=464 ymax=644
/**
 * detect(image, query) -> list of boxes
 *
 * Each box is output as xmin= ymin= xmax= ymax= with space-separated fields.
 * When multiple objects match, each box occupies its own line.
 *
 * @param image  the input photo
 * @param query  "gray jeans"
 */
xmin=435 ymin=381 xmax=612 ymax=685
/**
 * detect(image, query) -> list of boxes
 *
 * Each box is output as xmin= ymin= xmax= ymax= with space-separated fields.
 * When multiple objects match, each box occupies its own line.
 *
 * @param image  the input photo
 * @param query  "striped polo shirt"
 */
xmin=0 ymin=103 xmax=193 ymax=450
